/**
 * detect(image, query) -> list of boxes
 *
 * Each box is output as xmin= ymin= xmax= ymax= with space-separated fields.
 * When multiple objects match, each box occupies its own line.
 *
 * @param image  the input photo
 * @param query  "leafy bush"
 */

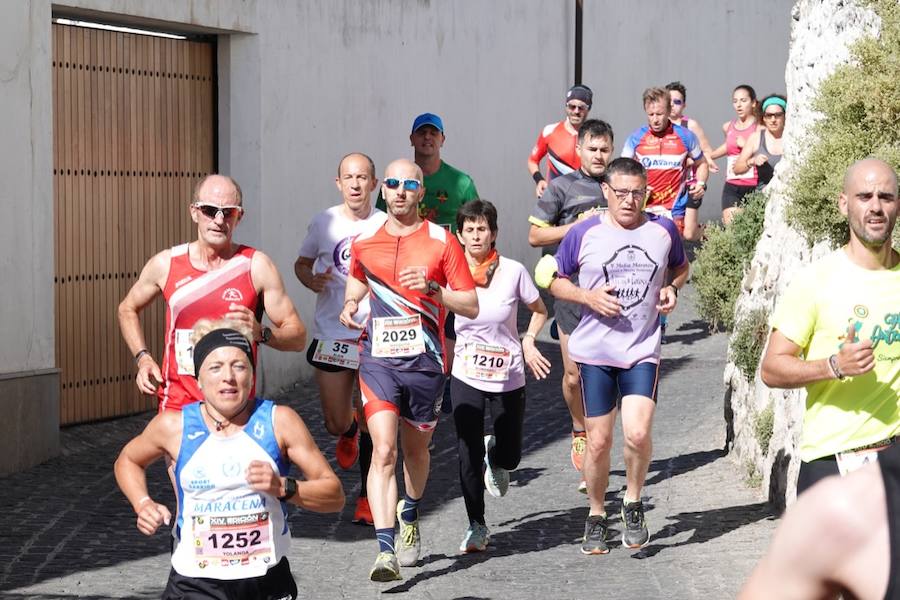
xmin=754 ymin=403 xmax=775 ymax=456
xmin=787 ymin=0 xmax=900 ymax=247
xmin=693 ymin=190 xmax=768 ymax=331
xmin=731 ymin=308 xmax=769 ymax=380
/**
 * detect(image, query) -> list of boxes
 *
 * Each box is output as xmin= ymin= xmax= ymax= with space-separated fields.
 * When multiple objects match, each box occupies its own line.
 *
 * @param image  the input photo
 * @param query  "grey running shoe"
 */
xmin=621 ymin=500 xmax=650 ymax=548
xmin=581 ymin=514 xmax=609 ymax=555
xmin=459 ymin=521 xmax=491 ymax=553
xmin=483 ymin=435 xmax=509 ymax=497
xmin=395 ymin=500 xmax=421 ymax=567
xmin=369 ymin=551 xmax=402 ymax=582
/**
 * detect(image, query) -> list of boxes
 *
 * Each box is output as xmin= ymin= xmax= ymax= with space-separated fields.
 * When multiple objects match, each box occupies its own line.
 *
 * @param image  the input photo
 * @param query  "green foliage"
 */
xmin=731 ymin=308 xmax=769 ymax=380
xmin=787 ymin=0 xmax=900 ymax=246
xmin=693 ymin=190 xmax=768 ymax=331
xmin=754 ymin=403 xmax=775 ymax=456
xmin=745 ymin=459 xmax=762 ymax=488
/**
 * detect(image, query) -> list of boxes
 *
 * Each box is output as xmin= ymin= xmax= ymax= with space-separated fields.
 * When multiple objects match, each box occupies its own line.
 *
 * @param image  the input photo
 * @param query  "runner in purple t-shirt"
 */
xmin=451 ymin=199 xmax=551 ymax=554
xmin=547 ymin=157 xmax=690 ymax=555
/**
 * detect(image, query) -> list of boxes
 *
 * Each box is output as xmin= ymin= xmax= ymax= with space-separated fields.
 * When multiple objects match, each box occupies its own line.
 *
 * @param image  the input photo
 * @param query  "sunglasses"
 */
xmin=671 ymin=99 xmax=684 ymax=106
xmin=566 ymin=103 xmax=589 ymax=112
xmin=763 ymin=111 xmax=785 ymax=119
xmin=193 ymin=203 xmax=244 ymax=220
xmin=384 ymin=178 xmax=422 ymax=191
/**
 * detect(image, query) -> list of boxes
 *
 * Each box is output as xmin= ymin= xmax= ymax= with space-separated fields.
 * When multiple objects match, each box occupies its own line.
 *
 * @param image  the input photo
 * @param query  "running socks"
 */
xmin=376 ymin=528 xmax=396 ymax=554
xmin=400 ymin=494 xmax=421 ymax=524
xmin=359 ymin=431 xmax=373 ymax=497
xmin=342 ymin=418 xmax=358 ymax=439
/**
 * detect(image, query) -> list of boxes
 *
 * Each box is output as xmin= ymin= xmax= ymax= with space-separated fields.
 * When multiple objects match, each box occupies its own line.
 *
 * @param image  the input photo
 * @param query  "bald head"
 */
xmin=193 ymin=174 xmax=243 ymax=206
xmin=384 ymin=158 xmax=423 ymax=181
xmin=843 ymin=158 xmax=898 ymax=194
xmin=338 ymin=152 xmax=376 ymax=179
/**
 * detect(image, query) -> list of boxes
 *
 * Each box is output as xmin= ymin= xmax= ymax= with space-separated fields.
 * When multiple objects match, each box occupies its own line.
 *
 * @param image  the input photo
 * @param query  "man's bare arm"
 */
xmin=117 ymin=251 xmax=169 ymax=394
xmin=249 ymin=251 xmax=307 ymax=351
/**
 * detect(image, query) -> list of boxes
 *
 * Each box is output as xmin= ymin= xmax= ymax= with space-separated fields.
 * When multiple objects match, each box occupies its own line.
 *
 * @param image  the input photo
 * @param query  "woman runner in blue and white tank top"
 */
xmin=115 ymin=319 xmax=344 ymax=599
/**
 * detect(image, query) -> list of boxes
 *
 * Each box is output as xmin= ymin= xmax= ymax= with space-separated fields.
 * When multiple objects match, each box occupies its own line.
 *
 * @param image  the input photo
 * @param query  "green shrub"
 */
xmin=754 ymin=403 xmax=775 ymax=456
xmin=731 ymin=308 xmax=769 ymax=379
xmin=693 ymin=190 xmax=768 ymax=331
xmin=745 ymin=459 xmax=762 ymax=488
xmin=788 ymin=0 xmax=900 ymax=247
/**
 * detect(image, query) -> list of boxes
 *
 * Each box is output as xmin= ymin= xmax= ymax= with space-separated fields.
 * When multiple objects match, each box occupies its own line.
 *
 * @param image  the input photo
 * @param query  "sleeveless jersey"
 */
xmin=529 ymin=120 xmax=580 ymax=181
xmin=756 ymin=130 xmax=782 ymax=187
xmin=172 ymin=399 xmax=291 ymax=580
xmin=160 ymin=244 xmax=259 ymax=412
xmin=725 ymin=119 xmax=758 ymax=187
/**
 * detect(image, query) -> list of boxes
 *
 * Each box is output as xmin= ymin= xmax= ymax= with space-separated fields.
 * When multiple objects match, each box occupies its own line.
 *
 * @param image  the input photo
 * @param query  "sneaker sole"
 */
xmin=580 ymin=546 xmax=610 ymax=555
xmin=622 ymin=537 xmax=650 ymax=549
xmin=462 ymin=543 xmax=487 ymax=553
xmin=369 ymin=567 xmax=402 ymax=582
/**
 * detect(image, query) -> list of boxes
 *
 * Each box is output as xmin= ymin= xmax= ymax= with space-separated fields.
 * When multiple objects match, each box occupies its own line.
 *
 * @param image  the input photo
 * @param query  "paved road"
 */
xmin=0 ymin=284 xmax=777 ymax=599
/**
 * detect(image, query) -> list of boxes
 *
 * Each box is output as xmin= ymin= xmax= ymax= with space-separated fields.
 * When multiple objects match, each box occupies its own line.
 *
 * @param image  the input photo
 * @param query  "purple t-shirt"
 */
xmin=554 ymin=213 xmax=686 ymax=367
xmin=452 ymin=257 xmax=540 ymax=392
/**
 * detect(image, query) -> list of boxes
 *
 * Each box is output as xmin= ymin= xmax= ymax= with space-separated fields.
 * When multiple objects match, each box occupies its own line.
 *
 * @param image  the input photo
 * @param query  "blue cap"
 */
xmin=411 ymin=113 xmax=444 ymax=134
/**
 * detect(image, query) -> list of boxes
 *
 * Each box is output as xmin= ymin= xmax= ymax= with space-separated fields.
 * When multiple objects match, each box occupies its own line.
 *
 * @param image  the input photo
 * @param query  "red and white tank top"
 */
xmin=159 ymin=243 xmax=259 ymax=412
xmin=725 ymin=119 xmax=758 ymax=187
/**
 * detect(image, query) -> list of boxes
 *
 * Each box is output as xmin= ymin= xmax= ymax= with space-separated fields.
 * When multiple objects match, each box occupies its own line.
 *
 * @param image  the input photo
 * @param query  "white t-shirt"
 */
xmin=452 ymin=256 xmax=540 ymax=392
xmin=298 ymin=204 xmax=387 ymax=341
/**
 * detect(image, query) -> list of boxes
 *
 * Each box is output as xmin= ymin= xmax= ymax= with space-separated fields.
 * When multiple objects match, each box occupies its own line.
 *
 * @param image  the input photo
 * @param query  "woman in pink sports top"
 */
xmin=709 ymin=84 xmax=760 ymax=224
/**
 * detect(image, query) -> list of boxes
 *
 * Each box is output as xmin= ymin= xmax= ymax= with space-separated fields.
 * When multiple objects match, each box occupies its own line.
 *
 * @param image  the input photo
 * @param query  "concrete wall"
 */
xmin=583 ymin=0 xmax=792 ymax=223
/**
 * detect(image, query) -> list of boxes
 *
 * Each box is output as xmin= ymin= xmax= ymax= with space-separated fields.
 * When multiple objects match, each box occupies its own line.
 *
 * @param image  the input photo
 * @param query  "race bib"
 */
xmin=175 ymin=329 xmax=195 ymax=375
xmin=836 ymin=445 xmax=889 ymax=476
xmin=312 ymin=339 xmax=360 ymax=369
xmin=726 ymin=155 xmax=755 ymax=181
xmin=372 ymin=315 xmax=425 ymax=358
xmin=464 ymin=343 xmax=511 ymax=382
xmin=192 ymin=511 xmax=275 ymax=573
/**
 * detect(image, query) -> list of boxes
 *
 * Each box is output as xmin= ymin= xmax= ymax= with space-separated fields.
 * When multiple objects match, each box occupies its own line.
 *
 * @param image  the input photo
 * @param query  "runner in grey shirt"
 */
xmin=527 ymin=118 xmax=614 ymax=490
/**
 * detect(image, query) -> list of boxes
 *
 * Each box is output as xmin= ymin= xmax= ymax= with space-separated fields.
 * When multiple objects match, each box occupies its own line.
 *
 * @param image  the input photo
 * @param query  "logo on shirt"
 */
xmin=222 ymin=458 xmax=241 ymax=478
xmin=640 ymin=156 xmax=683 ymax=170
xmin=175 ymin=275 xmax=193 ymax=289
xmin=253 ymin=421 xmax=265 ymax=440
xmin=436 ymin=190 xmax=449 ymax=204
xmin=332 ymin=236 xmax=354 ymax=276
xmin=602 ymin=245 xmax=659 ymax=311
xmin=222 ymin=288 xmax=244 ymax=302
xmin=187 ymin=430 xmax=206 ymax=441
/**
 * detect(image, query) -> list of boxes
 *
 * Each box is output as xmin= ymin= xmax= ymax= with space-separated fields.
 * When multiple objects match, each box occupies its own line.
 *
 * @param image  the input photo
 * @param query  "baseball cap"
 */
xmin=411 ymin=113 xmax=444 ymax=134
xmin=566 ymin=85 xmax=593 ymax=107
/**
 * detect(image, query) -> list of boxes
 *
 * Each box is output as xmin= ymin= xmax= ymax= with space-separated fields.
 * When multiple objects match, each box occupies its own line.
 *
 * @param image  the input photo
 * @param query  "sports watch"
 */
xmin=260 ymin=326 xmax=273 ymax=345
xmin=279 ymin=476 xmax=298 ymax=501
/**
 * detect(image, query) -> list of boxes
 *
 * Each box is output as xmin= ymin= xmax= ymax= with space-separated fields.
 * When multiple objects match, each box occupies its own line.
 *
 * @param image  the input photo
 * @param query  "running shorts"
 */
xmin=162 ymin=556 xmax=297 ymax=600
xmin=305 ymin=338 xmax=353 ymax=373
xmin=358 ymin=361 xmax=446 ymax=431
xmin=578 ymin=361 xmax=660 ymax=417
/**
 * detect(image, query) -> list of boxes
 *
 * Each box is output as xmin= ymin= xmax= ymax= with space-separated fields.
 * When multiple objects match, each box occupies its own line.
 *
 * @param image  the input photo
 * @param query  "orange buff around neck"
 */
xmin=470 ymin=249 xmax=500 ymax=287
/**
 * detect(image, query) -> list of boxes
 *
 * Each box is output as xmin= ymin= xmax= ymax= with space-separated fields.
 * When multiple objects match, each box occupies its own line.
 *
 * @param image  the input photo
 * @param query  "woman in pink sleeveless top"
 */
xmin=709 ymin=84 xmax=760 ymax=224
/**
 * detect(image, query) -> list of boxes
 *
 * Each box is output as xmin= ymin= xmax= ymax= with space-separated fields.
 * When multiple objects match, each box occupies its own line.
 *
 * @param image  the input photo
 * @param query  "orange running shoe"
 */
xmin=336 ymin=420 xmax=360 ymax=470
xmin=353 ymin=496 xmax=373 ymax=526
xmin=571 ymin=431 xmax=587 ymax=471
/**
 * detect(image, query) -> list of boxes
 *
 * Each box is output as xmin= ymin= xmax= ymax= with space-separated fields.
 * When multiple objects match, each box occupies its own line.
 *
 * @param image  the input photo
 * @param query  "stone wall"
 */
xmin=726 ymin=0 xmax=880 ymax=508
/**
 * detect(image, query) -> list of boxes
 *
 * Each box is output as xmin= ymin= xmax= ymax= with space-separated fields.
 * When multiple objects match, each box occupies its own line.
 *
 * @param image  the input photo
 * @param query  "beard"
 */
xmin=850 ymin=212 xmax=894 ymax=248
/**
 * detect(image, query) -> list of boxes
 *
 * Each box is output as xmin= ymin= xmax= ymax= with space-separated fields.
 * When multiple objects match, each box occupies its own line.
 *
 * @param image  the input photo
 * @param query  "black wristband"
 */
xmin=532 ymin=171 xmax=545 ymax=184
xmin=134 ymin=349 xmax=150 ymax=365
xmin=668 ymin=285 xmax=679 ymax=297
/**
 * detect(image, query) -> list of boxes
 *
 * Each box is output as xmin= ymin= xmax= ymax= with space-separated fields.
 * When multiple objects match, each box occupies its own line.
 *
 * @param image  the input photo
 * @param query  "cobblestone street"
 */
xmin=0 ymin=285 xmax=778 ymax=600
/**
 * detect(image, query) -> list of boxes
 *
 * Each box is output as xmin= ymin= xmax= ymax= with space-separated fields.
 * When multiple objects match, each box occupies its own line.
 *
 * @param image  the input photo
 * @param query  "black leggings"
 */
xmin=451 ymin=376 xmax=526 ymax=525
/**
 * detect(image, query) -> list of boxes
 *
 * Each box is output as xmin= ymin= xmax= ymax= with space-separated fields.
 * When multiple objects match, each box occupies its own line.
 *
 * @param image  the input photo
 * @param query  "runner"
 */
xmin=451 ymin=199 xmax=551 ymax=553
xmin=294 ymin=152 xmax=387 ymax=525
xmin=340 ymin=158 xmax=478 ymax=582
xmin=114 ymin=320 xmax=344 ymax=599
xmin=666 ymin=81 xmax=719 ymax=240
xmin=760 ymin=158 xmax=900 ymax=493
xmin=708 ymin=84 xmax=760 ymax=224
xmin=621 ymin=87 xmax=708 ymax=236
xmin=739 ymin=443 xmax=900 ymax=599
xmin=527 ymin=84 xmax=594 ymax=197
xmin=733 ymin=93 xmax=786 ymax=189
xmin=539 ymin=157 xmax=689 ymax=554
xmin=528 ymin=118 xmax=615 ymax=490
xmin=118 ymin=174 xmax=306 ymax=413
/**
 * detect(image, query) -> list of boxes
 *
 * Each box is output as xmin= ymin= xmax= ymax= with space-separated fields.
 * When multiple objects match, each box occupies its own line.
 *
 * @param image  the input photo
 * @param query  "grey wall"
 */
xmin=583 ymin=0 xmax=792 ymax=223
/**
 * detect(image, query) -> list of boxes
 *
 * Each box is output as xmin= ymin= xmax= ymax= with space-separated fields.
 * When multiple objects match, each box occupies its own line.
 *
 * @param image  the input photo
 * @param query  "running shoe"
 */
xmin=483 ymin=435 xmax=509 ymax=497
xmin=459 ymin=521 xmax=491 ymax=553
xmin=571 ymin=432 xmax=587 ymax=471
xmin=369 ymin=551 xmax=402 ymax=582
xmin=395 ymin=500 xmax=421 ymax=567
xmin=578 ymin=477 xmax=588 ymax=494
xmin=353 ymin=496 xmax=373 ymax=526
xmin=581 ymin=514 xmax=609 ymax=555
xmin=336 ymin=418 xmax=360 ymax=470
xmin=621 ymin=499 xmax=650 ymax=548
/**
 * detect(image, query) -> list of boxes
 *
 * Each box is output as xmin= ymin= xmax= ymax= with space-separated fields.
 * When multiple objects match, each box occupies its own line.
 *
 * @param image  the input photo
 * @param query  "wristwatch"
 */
xmin=260 ymin=326 xmax=273 ymax=345
xmin=278 ymin=476 xmax=298 ymax=501
xmin=426 ymin=280 xmax=441 ymax=296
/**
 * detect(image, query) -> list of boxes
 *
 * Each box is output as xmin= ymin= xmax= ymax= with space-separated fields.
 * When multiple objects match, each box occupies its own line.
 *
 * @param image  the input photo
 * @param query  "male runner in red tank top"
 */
xmin=118 ymin=174 xmax=306 ymax=412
